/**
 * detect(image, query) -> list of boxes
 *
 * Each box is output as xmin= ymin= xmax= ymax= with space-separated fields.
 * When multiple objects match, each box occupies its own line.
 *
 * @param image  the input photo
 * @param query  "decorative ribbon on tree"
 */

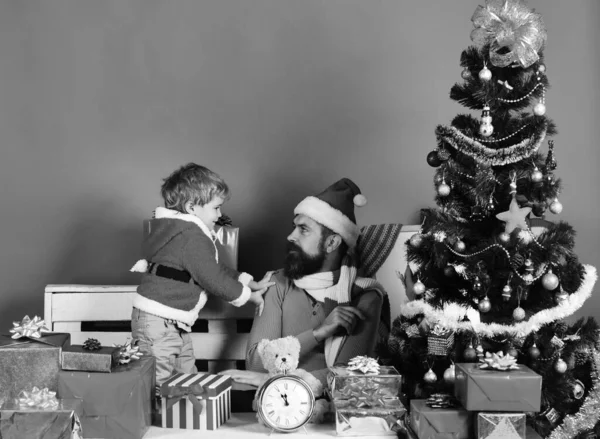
xmin=471 ymin=0 xmax=547 ymax=68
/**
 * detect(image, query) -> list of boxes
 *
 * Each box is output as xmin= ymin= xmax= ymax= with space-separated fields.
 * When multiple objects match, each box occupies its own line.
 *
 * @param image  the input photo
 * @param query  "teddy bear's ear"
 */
xmin=257 ymin=339 xmax=270 ymax=359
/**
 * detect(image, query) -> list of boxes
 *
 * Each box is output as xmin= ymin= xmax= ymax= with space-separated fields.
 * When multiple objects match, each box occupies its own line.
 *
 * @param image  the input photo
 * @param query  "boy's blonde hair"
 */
xmin=161 ymin=163 xmax=230 ymax=213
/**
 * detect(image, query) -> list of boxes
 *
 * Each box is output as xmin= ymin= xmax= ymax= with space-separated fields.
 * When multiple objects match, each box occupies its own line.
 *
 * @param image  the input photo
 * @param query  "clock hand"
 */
xmin=280 ymin=394 xmax=289 ymax=406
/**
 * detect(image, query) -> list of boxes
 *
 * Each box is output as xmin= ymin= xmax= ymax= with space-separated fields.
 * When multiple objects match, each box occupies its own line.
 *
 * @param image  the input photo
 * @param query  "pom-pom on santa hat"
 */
xmin=294 ymin=178 xmax=367 ymax=248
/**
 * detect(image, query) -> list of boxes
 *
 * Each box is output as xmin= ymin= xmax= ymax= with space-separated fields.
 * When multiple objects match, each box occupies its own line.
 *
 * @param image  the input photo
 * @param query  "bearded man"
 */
xmin=224 ymin=178 xmax=388 ymax=387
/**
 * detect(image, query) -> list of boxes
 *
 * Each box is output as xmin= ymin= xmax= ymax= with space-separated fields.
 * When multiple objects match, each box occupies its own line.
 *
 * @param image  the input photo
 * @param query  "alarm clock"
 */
xmin=256 ymin=373 xmax=316 ymax=433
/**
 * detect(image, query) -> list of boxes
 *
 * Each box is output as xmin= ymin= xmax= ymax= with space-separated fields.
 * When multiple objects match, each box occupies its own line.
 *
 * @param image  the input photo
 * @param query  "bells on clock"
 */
xmin=542 ymin=269 xmax=560 ymax=291
xmin=549 ymin=198 xmax=563 ymax=214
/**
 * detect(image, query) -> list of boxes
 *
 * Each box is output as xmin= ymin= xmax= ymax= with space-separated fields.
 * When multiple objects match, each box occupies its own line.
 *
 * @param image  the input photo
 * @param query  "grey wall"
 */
xmin=1 ymin=0 xmax=598 ymax=330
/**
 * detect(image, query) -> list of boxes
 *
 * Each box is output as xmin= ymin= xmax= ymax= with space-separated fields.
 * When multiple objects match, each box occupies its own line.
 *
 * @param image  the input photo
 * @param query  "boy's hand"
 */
xmin=249 ymin=289 xmax=268 ymax=317
xmin=249 ymin=271 xmax=276 ymax=291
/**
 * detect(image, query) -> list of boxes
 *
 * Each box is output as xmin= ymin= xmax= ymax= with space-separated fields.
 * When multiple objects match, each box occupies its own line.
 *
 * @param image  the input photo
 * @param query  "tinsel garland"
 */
xmin=547 ymin=350 xmax=600 ymax=439
xmin=436 ymin=122 xmax=547 ymax=166
xmin=401 ymin=265 xmax=597 ymax=338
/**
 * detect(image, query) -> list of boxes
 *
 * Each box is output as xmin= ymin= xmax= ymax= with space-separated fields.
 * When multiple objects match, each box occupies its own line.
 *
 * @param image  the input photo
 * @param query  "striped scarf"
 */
xmin=293 ymin=223 xmax=401 ymax=366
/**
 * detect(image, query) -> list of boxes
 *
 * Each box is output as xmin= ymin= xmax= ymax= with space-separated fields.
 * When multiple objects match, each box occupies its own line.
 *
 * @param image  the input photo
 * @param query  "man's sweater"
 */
xmin=133 ymin=208 xmax=252 ymax=327
xmin=245 ymin=270 xmax=383 ymax=385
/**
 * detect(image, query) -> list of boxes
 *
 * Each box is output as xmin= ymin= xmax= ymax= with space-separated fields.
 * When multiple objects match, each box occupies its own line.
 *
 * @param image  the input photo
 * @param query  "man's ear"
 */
xmin=325 ymin=234 xmax=343 ymax=254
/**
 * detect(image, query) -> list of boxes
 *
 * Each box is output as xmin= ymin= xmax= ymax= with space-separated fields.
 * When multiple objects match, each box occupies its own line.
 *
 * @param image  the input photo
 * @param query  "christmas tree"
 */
xmin=386 ymin=1 xmax=600 ymax=437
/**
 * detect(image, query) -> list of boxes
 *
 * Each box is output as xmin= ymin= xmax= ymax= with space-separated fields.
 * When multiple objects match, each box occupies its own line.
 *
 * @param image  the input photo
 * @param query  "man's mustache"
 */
xmin=286 ymin=242 xmax=302 ymax=254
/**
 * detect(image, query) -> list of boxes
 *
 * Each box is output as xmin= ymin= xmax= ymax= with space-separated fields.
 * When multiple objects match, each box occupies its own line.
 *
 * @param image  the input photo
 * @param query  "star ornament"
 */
xmin=496 ymin=197 xmax=531 ymax=234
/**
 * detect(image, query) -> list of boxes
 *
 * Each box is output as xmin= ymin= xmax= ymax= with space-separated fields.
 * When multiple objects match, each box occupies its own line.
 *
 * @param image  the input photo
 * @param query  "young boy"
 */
xmin=130 ymin=163 xmax=273 ymax=391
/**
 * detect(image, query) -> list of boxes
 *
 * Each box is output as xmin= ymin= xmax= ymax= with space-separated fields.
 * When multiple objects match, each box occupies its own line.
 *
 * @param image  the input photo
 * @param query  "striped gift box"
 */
xmin=161 ymin=373 xmax=232 ymax=430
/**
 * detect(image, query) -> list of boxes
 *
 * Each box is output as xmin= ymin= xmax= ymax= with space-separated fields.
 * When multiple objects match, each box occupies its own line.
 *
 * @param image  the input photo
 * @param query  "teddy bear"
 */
xmin=253 ymin=336 xmax=330 ymax=424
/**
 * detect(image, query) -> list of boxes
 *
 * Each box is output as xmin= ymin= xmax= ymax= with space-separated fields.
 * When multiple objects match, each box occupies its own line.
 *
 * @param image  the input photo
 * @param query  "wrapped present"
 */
xmin=328 ymin=357 xmax=402 ymax=401
xmin=333 ymin=397 xmax=406 ymax=436
xmin=0 ymin=387 xmax=82 ymax=439
xmin=476 ymin=412 xmax=525 ymax=439
xmin=161 ymin=372 xmax=232 ymax=430
xmin=57 ymin=356 xmax=155 ymax=439
xmin=0 ymin=326 xmax=70 ymax=406
xmin=454 ymin=362 xmax=541 ymax=412
xmin=410 ymin=399 xmax=472 ymax=439
xmin=427 ymin=325 xmax=455 ymax=356
xmin=62 ymin=345 xmax=121 ymax=373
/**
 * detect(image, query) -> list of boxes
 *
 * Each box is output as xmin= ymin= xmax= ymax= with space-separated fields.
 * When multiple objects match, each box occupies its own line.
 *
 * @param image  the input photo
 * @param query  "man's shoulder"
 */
xmin=271 ymin=270 xmax=294 ymax=289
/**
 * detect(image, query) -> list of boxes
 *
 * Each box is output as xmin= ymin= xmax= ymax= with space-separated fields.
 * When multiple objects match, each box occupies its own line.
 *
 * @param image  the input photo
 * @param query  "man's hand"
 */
xmin=313 ymin=305 xmax=365 ymax=342
xmin=219 ymin=369 xmax=267 ymax=388
xmin=248 ymin=271 xmax=276 ymax=291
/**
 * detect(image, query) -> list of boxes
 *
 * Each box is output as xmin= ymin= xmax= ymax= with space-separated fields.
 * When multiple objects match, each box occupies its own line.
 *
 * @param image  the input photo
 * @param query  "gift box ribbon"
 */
xmin=163 ymin=384 xmax=206 ymax=413
xmin=17 ymin=386 xmax=59 ymax=410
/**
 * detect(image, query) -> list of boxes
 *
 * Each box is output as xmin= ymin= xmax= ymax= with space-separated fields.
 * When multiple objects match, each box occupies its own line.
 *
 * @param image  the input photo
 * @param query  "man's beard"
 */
xmin=283 ymin=242 xmax=326 ymax=280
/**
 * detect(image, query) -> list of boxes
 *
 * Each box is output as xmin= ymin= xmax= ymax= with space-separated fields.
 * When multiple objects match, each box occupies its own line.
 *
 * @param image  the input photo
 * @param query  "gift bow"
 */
xmin=430 ymin=324 xmax=450 ymax=337
xmin=10 ymin=315 xmax=49 ymax=339
xmin=163 ymin=385 xmax=206 ymax=413
xmin=112 ymin=340 xmax=143 ymax=364
xmin=18 ymin=387 xmax=59 ymax=410
xmin=470 ymin=0 xmax=547 ymax=68
xmin=346 ymin=356 xmax=380 ymax=375
xmin=479 ymin=351 xmax=519 ymax=370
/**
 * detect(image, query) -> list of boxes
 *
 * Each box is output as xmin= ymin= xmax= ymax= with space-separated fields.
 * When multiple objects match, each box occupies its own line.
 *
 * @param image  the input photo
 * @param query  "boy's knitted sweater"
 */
xmin=131 ymin=207 xmax=252 ymax=327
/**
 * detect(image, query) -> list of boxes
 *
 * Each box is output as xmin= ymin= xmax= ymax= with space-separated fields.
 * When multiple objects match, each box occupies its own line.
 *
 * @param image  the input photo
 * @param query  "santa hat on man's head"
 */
xmin=294 ymin=178 xmax=367 ymax=249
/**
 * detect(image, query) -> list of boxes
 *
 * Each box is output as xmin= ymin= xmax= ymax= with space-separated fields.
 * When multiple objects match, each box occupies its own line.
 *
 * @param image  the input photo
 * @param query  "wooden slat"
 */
xmin=45 ymin=285 xmax=138 ymax=294
xmin=68 ymin=332 xmax=248 ymax=361
xmin=208 ymin=320 xmax=238 ymax=334
xmin=53 ymin=322 xmax=82 ymax=332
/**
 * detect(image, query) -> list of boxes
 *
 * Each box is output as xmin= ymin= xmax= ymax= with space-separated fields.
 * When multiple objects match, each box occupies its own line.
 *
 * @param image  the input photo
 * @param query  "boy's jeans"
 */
xmin=131 ymin=307 xmax=197 ymax=393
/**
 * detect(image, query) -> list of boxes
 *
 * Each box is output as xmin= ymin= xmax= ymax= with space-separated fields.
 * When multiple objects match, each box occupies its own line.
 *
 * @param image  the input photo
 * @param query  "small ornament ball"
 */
xmin=454 ymin=240 xmax=466 ymax=253
xmin=538 ymin=64 xmax=546 ymax=73
xmin=461 ymin=68 xmax=472 ymax=80
xmin=499 ymin=232 xmax=511 ymax=244
xmin=427 ymin=151 xmax=442 ymax=167
xmin=479 ymin=66 xmax=492 ymax=81
xmin=507 ymin=346 xmax=518 ymax=358
xmin=529 ymin=344 xmax=541 ymax=360
xmin=513 ymin=307 xmax=526 ymax=322
xmin=542 ymin=271 xmax=559 ymax=291
xmin=573 ymin=380 xmax=585 ymax=399
xmin=410 ymin=233 xmax=423 ymax=248
xmin=479 ymin=123 xmax=494 ymax=137
xmin=444 ymin=266 xmax=455 ymax=277
xmin=424 ymin=368 xmax=438 ymax=383
xmin=549 ymin=198 xmax=563 ymax=214
xmin=531 ymin=169 xmax=543 ymax=183
xmin=554 ymin=358 xmax=568 ymax=374
xmin=464 ymin=345 xmax=478 ymax=362
xmin=413 ymin=279 xmax=426 ymax=296
xmin=532 ymin=202 xmax=547 ymax=217
xmin=437 ymin=182 xmax=451 ymax=197
xmin=443 ymin=365 xmax=456 ymax=384
xmin=478 ymin=297 xmax=491 ymax=313
xmin=555 ymin=289 xmax=569 ymax=305
xmin=533 ymin=102 xmax=546 ymax=116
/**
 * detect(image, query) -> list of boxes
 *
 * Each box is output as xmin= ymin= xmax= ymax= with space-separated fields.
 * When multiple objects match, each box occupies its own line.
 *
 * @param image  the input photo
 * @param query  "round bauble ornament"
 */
xmin=531 ymin=168 xmax=543 ymax=183
xmin=529 ymin=344 xmax=541 ymax=360
xmin=454 ymin=240 xmax=466 ymax=253
xmin=437 ymin=182 xmax=451 ymax=197
xmin=437 ymin=148 xmax=450 ymax=161
xmin=478 ymin=296 xmax=491 ymax=313
xmin=463 ymin=345 xmax=478 ymax=362
xmin=532 ymin=202 xmax=547 ymax=217
xmin=573 ymin=380 xmax=585 ymax=399
xmin=443 ymin=364 xmax=456 ymax=384
xmin=554 ymin=289 xmax=569 ymax=305
xmin=549 ymin=198 xmax=563 ymax=214
xmin=513 ymin=307 xmax=526 ymax=322
xmin=424 ymin=368 xmax=437 ymax=383
xmin=427 ymin=151 xmax=442 ymax=167
xmin=461 ymin=68 xmax=472 ymax=80
xmin=479 ymin=66 xmax=492 ymax=81
xmin=533 ymin=102 xmax=546 ymax=116
xmin=499 ymin=232 xmax=511 ymax=244
xmin=410 ymin=233 xmax=423 ymax=248
xmin=479 ymin=123 xmax=494 ymax=137
xmin=444 ymin=265 xmax=455 ymax=277
xmin=542 ymin=270 xmax=559 ymax=291
xmin=507 ymin=346 xmax=518 ymax=358
xmin=413 ymin=279 xmax=426 ymax=296
xmin=554 ymin=358 xmax=568 ymax=374
xmin=502 ymin=285 xmax=513 ymax=301
xmin=538 ymin=64 xmax=546 ymax=73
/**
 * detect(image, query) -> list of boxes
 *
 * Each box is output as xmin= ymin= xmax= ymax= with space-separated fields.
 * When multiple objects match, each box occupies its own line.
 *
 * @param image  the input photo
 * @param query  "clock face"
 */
xmin=258 ymin=376 xmax=315 ymax=431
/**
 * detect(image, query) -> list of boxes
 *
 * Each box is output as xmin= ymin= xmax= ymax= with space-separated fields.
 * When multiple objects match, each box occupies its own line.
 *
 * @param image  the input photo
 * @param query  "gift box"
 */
xmin=454 ymin=363 xmax=541 ymax=412
xmin=57 ymin=357 xmax=155 ymax=439
xmin=333 ymin=397 xmax=406 ymax=436
xmin=476 ymin=412 xmax=526 ymax=439
xmin=62 ymin=345 xmax=121 ymax=373
xmin=0 ymin=333 xmax=71 ymax=406
xmin=427 ymin=326 xmax=455 ymax=356
xmin=0 ymin=395 xmax=83 ymax=439
xmin=161 ymin=372 xmax=232 ymax=430
xmin=410 ymin=399 xmax=472 ymax=439
xmin=328 ymin=365 xmax=402 ymax=401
